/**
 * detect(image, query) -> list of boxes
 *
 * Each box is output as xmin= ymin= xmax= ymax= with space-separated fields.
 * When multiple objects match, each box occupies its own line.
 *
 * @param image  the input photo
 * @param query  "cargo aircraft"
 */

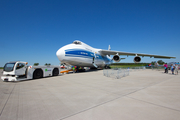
xmin=56 ymin=40 xmax=175 ymax=68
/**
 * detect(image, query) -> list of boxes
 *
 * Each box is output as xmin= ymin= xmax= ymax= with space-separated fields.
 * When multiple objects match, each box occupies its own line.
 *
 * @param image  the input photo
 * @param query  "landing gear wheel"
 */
xmin=53 ymin=68 xmax=59 ymax=76
xmin=33 ymin=69 xmax=43 ymax=79
xmin=104 ymin=65 xmax=110 ymax=69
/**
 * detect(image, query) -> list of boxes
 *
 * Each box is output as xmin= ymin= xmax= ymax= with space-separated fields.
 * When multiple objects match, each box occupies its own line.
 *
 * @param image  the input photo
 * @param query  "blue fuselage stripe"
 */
xmin=65 ymin=49 xmax=111 ymax=62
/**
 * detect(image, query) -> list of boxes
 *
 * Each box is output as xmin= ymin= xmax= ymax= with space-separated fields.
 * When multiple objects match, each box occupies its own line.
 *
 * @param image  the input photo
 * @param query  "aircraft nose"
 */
xmin=56 ymin=48 xmax=65 ymax=61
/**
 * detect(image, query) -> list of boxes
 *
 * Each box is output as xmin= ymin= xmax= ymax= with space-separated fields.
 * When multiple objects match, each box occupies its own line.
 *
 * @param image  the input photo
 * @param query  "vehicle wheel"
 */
xmin=33 ymin=69 xmax=43 ymax=79
xmin=25 ymin=68 xmax=28 ymax=78
xmin=53 ymin=68 xmax=59 ymax=76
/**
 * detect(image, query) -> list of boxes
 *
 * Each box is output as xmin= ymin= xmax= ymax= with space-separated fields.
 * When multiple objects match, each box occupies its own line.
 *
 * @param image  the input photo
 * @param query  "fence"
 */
xmin=103 ymin=67 xmax=146 ymax=79
xmin=145 ymin=66 xmax=165 ymax=70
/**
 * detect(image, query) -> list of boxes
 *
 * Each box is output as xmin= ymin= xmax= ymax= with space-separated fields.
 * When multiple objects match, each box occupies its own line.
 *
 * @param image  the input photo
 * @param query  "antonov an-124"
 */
xmin=56 ymin=40 xmax=176 ymax=68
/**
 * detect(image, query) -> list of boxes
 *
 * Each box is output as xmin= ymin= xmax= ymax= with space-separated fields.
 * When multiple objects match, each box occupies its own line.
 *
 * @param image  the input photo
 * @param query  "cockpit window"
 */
xmin=72 ymin=41 xmax=82 ymax=45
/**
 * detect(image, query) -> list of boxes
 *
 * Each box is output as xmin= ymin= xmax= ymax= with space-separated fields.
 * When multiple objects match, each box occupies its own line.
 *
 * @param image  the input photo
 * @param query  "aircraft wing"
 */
xmin=99 ymin=50 xmax=176 ymax=59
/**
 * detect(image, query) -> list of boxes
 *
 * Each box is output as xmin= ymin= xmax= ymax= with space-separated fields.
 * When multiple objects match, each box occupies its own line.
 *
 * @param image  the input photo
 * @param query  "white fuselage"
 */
xmin=56 ymin=41 xmax=111 ymax=67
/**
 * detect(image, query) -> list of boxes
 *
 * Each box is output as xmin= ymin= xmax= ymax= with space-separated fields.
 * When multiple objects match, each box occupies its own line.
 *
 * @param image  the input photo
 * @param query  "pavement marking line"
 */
xmin=60 ymin=75 xmax=178 ymax=120
xmin=0 ymin=83 xmax=16 ymax=117
xmin=124 ymin=75 xmax=180 ymax=112
xmin=126 ymin=96 xmax=180 ymax=112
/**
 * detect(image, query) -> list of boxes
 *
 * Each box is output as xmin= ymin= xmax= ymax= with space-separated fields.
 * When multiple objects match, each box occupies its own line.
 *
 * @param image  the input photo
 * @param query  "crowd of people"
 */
xmin=163 ymin=63 xmax=179 ymax=75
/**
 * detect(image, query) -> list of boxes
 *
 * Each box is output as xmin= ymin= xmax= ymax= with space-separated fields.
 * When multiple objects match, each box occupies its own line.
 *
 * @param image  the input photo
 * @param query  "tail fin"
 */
xmin=108 ymin=45 xmax=111 ymax=50
xmin=108 ymin=45 xmax=111 ymax=57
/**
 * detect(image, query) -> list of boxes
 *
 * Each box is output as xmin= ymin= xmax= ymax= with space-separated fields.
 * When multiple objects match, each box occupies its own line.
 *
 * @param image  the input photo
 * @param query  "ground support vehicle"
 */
xmin=1 ymin=61 xmax=60 ymax=82
xmin=60 ymin=69 xmax=74 ymax=74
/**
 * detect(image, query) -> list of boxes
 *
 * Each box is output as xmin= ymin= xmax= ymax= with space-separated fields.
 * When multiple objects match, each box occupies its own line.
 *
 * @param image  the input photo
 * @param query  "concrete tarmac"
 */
xmin=0 ymin=69 xmax=180 ymax=120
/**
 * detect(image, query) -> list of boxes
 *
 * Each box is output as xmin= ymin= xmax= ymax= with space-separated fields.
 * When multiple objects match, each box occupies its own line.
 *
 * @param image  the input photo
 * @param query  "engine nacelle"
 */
xmin=134 ymin=56 xmax=141 ymax=63
xmin=113 ymin=55 xmax=120 ymax=62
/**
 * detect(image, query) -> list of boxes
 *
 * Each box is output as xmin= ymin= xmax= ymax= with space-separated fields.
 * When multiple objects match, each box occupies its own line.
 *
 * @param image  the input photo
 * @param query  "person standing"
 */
xmin=174 ymin=64 xmax=178 ymax=75
xmin=171 ymin=64 xmax=174 ymax=74
xmin=164 ymin=63 xmax=168 ymax=73
xmin=72 ymin=66 xmax=75 ymax=73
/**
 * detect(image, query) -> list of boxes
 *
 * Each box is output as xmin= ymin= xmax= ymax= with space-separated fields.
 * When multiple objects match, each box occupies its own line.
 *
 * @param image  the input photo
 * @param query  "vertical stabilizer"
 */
xmin=108 ymin=45 xmax=111 ymax=57
xmin=108 ymin=45 xmax=111 ymax=50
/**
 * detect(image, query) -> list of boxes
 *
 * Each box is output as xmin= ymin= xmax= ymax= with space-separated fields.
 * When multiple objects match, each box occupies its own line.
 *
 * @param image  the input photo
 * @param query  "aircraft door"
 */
xmin=92 ymin=52 xmax=97 ymax=63
xmin=92 ymin=57 xmax=95 ymax=63
xmin=92 ymin=52 xmax=98 ymax=68
xmin=15 ymin=63 xmax=26 ymax=76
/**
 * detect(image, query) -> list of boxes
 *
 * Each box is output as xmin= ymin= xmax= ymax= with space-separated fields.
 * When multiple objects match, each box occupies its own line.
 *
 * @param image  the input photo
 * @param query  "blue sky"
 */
xmin=0 ymin=0 xmax=179 ymax=66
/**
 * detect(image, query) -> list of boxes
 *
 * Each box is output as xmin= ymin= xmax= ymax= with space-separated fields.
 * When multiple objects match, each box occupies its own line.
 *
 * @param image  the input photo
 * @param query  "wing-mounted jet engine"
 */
xmin=112 ymin=54 xmax=126 ymax=62
xmin=113 ymin=55 xmax=120 ymax=62
xmin=134 ymin=56 xmax=141 ymax=63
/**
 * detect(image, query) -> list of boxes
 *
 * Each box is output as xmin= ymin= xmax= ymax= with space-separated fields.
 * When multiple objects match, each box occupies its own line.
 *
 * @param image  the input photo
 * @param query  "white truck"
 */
xmin=1 ymin=61 xmax=60 ymax=82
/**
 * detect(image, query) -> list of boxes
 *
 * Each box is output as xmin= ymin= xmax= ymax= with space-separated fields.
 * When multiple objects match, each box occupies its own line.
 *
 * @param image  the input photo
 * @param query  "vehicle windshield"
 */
xmin=4 ymin=63 xmax=15 ymax=72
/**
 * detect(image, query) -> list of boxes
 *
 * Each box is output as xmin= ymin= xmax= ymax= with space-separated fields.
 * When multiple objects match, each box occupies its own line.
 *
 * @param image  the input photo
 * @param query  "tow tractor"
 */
xmin=1 ymin=61 xmax=60 ymax=82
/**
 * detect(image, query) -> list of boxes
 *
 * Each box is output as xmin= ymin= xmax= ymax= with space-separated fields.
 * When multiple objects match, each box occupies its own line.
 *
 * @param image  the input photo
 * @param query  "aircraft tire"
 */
xmin=104 ymin=65 xmax=111 ymax=69
xmin=33 ymin=69 xmax=43 ymax=79
xmin=53 ymin=68 xmax=59 ymax=76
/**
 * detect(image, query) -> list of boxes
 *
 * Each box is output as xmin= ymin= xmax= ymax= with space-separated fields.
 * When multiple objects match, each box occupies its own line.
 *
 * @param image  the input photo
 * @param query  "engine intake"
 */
xmin=134 ymin=56 xmax=141 ymax=63
xmin=113 ymin=55 xmax=120 ymax=62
